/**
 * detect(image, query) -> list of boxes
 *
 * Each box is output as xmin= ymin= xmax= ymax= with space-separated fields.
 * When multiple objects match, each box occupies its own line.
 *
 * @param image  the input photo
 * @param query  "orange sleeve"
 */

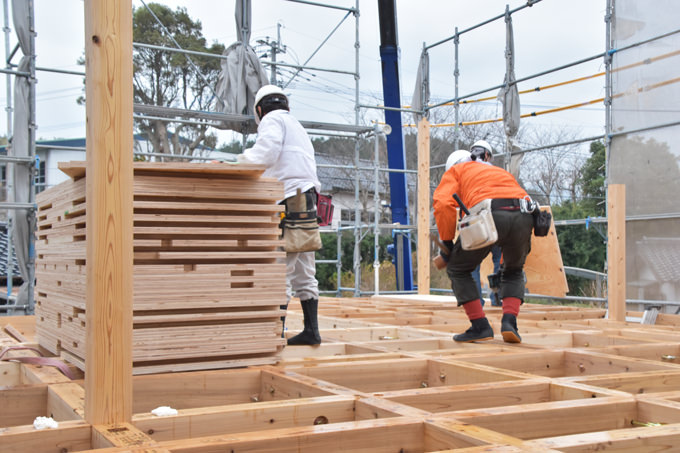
xmin=433 ymin=169 xmax=460 ymax=241
xmin=433 ymin=162 xmax=528 ymax=241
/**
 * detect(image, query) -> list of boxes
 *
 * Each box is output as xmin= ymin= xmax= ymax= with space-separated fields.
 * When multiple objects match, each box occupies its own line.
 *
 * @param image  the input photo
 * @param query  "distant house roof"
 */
xmin=637 ymin=237 xmax=680 ymax=282
xmin=316 ymin=153 xmax=391 ymax=194
xmin=31 ymin=137 xmax=89 ymax=149
xmin=0 ymin=133 xmax=214 ymax=154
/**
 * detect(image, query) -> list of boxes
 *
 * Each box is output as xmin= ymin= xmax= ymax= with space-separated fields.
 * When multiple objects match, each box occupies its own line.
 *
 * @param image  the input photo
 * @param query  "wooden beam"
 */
xmin=607 ymin=184 xmax=626 ymax=322
xmin=0 ymin=384 xmax=47 ymax=427
xmin=132 ymin=396 xmax=358 ymax=442
xmin=417 ymin=118 xmax=431 ymax=295
xmin=137 ymin=418 xmax=477 ymax=452
xmin=48 ymin=383 xmax=86 ymax=421
xmin=84 ymin=0 xmax=134 ymax=424
xmin=91 ymin=423 xmax=159 ymax=449
xmin=0 ymin=362 xmax=22 ymax=386
xmin=452 ymin=397 xmax=636 ymax=440
xmin=529 ymin=420 xmax=680 ymax=451
xmin=0 ymin=420 xmax=92 ymax=453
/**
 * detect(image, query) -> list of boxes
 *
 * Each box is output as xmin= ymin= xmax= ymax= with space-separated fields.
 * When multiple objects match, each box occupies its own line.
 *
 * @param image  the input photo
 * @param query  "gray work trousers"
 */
xmin=286 ymin=250 xmax=319 ymax=303
xmin=446 ymin=209 xmax=534 ymax=305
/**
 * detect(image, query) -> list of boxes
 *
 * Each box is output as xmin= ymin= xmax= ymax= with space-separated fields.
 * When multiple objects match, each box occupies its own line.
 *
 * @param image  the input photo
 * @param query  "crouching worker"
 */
xmin=433 ymin=150 xmax=534 ymax=343
xmin=236 ymin=85 xmax=322 ymax=346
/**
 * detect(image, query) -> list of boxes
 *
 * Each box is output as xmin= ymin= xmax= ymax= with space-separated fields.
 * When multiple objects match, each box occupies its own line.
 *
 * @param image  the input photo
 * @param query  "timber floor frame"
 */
xmin=3 ymin=295 xmax=680 ymax=452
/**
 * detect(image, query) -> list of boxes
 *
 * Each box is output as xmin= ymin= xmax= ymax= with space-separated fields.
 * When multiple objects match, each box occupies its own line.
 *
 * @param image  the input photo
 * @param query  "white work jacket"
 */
xmin=242 ymin=110 xmax=321 ymax=201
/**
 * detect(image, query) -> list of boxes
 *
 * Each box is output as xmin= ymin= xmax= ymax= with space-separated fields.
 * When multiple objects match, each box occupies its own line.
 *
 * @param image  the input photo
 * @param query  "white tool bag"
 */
xmin=457 ymin=199 xmax=498 ymax=250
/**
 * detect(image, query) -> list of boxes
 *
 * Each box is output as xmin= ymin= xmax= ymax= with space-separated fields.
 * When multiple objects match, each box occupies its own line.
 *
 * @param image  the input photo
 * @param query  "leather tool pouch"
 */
xmin=457 ymin=199 xmax=498 ymax=250
xmin=316 ymin=192 xmax=334 ymax=227
xmin=282 ymin=189 xmax=322 ymax=253
xmin=532 ymin=208 xmax=552 ymax=237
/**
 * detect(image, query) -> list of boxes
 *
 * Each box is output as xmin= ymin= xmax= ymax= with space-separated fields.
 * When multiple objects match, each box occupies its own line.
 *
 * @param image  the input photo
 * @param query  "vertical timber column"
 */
xmin=607 ymin=184 xmax=625 ymax=322
xmin=417 ymin=118 xmax=430 ymax=294
xmin=84 ymin=0 xmax=134 ymax=424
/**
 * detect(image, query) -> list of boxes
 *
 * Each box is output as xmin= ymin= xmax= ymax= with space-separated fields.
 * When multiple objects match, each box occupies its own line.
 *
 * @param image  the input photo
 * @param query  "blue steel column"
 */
xmin=377 ymin=0 xmax=413 ymax=291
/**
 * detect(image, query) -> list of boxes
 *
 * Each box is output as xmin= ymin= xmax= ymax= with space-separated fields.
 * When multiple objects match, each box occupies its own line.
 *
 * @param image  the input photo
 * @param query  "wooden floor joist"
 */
xmin=4 ymin=295 xmax=680 ymax=451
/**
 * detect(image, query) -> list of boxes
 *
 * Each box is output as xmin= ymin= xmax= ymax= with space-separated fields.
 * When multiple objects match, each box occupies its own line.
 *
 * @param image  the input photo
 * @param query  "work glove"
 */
xmin=443 ymin=240 xmax=453 ymax=253
xmin=439 ymin=240 xmax=454 ymax=262
xmin=235 ymin=153 xmax=252 ymax=163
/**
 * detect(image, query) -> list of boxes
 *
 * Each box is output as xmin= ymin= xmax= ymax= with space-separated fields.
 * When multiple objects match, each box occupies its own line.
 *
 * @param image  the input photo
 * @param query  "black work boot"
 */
xmin=501 ymin=313 xmax=522 ymax=343
xmin=287 ymin=298 xmax=321 ymax=345
xmin=453 ymin=317 xmax=494 ymax=342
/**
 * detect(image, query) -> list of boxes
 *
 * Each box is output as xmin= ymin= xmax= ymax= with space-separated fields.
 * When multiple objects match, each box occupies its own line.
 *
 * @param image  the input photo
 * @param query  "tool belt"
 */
xmin=458 ymin=199 xmax=498 ymax=250
xmin=491 ymin=198 xmax=522 ymax=211
xmin=281 ymin=188 xmax=322 ymax=253
xmin=491 ymin=197 xmax=551 ymax=237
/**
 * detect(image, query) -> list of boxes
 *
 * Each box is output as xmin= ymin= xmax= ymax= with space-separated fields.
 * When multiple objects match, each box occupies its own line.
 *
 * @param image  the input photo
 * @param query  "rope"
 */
xmin=402 ymin=71 xmax=680 ymax=129
xmin=403 ymin=97 xmax=604 ymax=128
xmin=402 ymin=48 xmax=680 ymax=110
xmin=0 ymin=346 xmax=77 ymax=379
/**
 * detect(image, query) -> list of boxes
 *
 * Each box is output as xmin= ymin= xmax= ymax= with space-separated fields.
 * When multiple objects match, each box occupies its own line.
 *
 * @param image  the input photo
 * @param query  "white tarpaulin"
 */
xmin=411 ymin=48 xmax=430 ymax=124
xmin=497 ymin=8 xmax=522 ymax=178
xmin=215 ymin=0 xmax=268 ymax=134
xmin=609 ymin=0 xmax=680 ymax=305
xmin=9 ymin=0 xmax=35 ymax=311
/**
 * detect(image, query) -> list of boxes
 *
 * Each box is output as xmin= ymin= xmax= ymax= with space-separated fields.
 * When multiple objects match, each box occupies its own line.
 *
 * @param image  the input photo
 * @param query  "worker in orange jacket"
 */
xmin=433 ymin=150 xmax=534 ymax=343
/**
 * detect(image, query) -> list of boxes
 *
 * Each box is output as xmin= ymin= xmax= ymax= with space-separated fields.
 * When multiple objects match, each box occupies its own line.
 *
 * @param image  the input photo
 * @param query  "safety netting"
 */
xmin=609 ymin=0 xmax=680 ymax=305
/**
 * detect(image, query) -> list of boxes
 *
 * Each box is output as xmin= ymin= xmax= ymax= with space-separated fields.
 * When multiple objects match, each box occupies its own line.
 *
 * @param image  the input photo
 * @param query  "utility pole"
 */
xmin=258 ymin=22 xmax=286 ymax=86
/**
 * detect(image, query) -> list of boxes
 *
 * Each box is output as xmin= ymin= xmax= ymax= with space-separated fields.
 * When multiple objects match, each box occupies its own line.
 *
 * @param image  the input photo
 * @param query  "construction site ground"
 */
xmin=3 ymin=294 xmax=680 ymax=452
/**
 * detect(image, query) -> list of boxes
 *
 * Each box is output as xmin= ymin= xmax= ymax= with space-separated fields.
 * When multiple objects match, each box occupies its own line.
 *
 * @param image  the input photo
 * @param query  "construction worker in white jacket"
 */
xmin=237 ymin=85 xmax=322 ymax=345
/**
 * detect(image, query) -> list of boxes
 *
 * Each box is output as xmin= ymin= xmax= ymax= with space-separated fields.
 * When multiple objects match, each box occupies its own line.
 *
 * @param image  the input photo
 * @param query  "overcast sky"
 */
xmin=3 ymin=0 xmax=607 ymax=149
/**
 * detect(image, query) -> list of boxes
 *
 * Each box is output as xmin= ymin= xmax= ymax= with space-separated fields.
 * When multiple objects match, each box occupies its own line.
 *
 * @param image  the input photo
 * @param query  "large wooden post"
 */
xmin=607 ymin=184 xmax=626 ymax=322
xmin=84 ymin=0 xmax=134 ymax=424
xmin=417 ymin=118 xmax=431 ymax=294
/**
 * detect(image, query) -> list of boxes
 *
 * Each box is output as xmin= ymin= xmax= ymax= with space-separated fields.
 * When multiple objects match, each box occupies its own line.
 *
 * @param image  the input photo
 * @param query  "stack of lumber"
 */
xmin=34 ymin=161 xmax=287 ymax=374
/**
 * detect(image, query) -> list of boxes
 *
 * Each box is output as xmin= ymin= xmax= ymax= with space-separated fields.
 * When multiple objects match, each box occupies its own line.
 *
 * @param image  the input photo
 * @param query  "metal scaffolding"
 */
xmin=2 ymin=1 xmax=679 ymax=313
xmin=0 ymin=0 xmax=409 ymax=312
xmin=417 ymin=0 xmax=680 ymax=310
xmin=0 ymin=0 xmax=36 ymax=314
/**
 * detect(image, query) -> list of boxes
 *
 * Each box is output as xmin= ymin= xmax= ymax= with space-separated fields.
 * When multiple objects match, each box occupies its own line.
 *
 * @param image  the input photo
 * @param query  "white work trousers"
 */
xmin=286 ymin=251 xmax=319 ymax=302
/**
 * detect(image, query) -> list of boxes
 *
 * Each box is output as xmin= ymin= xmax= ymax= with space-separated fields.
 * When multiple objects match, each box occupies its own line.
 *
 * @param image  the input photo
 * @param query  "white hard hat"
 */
xmin=470 ymin=140 xmax=493 ymax=162
xmin=254 ymin=85 xmax=288 ymax=123
xmin=445 ymin=150 xmax=472 ymax=171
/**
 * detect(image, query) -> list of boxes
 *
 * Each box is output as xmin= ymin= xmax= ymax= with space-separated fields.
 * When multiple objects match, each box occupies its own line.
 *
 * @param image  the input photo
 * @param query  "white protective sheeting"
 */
xmin=411 ymin=48 xmax=430 ymax=124
xmin=215 ymin=0 xmax=269 ymax=134
xmin=497 ymin=9 xmax=522 ymax=178
xmin=609 ymin=0 xmax=680 ymax=305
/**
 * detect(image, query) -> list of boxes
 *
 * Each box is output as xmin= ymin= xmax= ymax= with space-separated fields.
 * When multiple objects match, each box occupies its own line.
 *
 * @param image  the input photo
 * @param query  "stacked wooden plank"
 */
xmin=34 ymin=161 xmax=287 ymax=374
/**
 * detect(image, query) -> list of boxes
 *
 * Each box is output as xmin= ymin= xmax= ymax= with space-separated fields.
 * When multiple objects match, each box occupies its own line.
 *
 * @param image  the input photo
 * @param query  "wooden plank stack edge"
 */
xmin=34 ymin=161 xmax=287 ymax=374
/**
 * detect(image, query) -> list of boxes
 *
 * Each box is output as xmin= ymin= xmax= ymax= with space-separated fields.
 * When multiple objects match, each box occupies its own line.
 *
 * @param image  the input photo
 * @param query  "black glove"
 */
xmin=439 ymin=240 xmax=454 ymax=263
xmin=487 ymin=271 xmax=501 ymax=292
